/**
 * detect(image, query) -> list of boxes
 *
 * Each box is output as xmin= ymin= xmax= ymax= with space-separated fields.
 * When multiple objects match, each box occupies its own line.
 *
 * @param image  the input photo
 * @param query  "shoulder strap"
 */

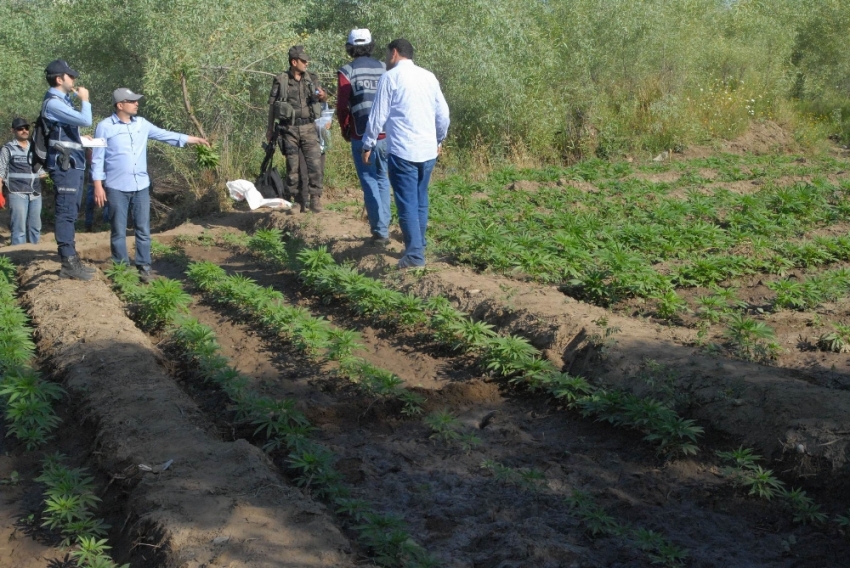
xmin=259 ymin=142 xmax=275 ymax=174
xmin=41 ymin=94 xmax=62 ymax=115
xmin=273 ymin=74 xmax=287 ymax=102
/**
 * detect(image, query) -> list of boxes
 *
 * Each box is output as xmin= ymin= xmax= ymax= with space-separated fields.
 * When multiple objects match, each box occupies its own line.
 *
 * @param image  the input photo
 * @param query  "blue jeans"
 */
xmin=50 ymin=167 xmax=83 ymax=258
xmin=7 ymin=192 xmax=42 ymax=245
xmin=84 ymin=183 xmax=109 ymax=228
xmin=387 ymin=154 xmax=436 ymax=266
xmin=107 ymin=187 xmax=151 ymax=269
xmin=351 ymin=139 xmax=391 ymax=239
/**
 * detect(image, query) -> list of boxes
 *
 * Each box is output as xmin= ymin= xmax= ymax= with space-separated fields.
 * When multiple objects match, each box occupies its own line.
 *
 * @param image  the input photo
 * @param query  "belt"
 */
xmin=292 ymin=118 xmax=313 ymax=126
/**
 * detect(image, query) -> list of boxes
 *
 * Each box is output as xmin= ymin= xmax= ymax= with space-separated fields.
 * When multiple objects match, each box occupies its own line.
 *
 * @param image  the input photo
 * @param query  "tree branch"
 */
xmin=180 ymin=72 xmax=208 ymax=139
xmin=201 ymin=65 xmax=277 ymax=78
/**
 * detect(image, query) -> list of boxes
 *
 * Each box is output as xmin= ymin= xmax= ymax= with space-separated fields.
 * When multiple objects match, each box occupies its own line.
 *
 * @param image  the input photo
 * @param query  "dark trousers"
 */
xmin=280 ymin=123 xmax=323 ymax=204
xmin=297 ymin=150 xmax=326 ymax=199
xmin=50 ymin=167 xmax=83 ymax=258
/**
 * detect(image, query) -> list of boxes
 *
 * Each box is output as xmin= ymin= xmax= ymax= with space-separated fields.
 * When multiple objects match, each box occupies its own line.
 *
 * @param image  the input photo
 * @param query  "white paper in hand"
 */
xmin=82 ymin=138 xmax=107 ymax=148
xmin=226 ymin=180 xmax=291 ymax=210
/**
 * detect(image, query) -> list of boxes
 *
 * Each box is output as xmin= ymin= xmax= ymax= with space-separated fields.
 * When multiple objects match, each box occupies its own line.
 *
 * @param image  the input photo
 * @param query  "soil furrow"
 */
xmin=16 ymin=257 xmax=355 ymax=568
xmin=151 ymin=241 xmax=850 ymax=567
xmin=260 ymin=210 xmax=850 ymax=470
xmin=154 ymin=243 xmax=479 ymax=392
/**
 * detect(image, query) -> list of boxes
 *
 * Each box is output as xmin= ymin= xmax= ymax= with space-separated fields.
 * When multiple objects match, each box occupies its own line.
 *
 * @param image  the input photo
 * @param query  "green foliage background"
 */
xmin=1 ymin=0 xmax=849 ymax=182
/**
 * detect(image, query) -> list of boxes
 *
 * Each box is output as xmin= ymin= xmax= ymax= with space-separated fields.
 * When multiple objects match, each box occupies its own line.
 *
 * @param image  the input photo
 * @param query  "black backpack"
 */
xmin=255 ymin=142 xmax=284 ymax=199
xmin=27 ymin=96 xmax=59 ymax=173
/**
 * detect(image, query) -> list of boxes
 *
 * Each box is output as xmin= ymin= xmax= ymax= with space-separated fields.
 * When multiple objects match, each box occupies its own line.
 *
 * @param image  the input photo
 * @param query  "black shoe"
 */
xmin=59 ymin=255 xmax=94 ymax=281
xmin=309 ymin=195 xmax=323 ymax=213
xmin=138 ymin=268 xmax=153 ymax=284
xmin=80 ymin=259 xmax=97 ymax=274
xmin=369 ymin=236 xmax=390 ymax=247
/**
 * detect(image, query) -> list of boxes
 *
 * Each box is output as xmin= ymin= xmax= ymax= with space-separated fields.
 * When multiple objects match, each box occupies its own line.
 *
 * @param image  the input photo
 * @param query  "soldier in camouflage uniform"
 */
xmin=266 ymin=45 xmax=328 ymax=213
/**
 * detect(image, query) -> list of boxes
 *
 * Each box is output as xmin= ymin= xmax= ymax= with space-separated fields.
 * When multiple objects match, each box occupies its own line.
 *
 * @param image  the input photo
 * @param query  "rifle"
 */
xmin=255 ymin=132 xmax=285 ymax=200
xmin=260 ymin=134 xmax=277 ymax=175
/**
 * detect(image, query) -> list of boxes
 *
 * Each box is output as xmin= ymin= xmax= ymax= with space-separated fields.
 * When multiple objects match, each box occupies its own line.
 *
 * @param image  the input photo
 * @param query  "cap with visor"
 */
xmin=288 ymin=45 xmax=310 ymax=62
xmin=44 ymin=59 xmax=79 ymax=78
xmin=112 ymin=88 xmax=144 ymax=104
xmin=347 ymin=29 xmax=372 ymax=45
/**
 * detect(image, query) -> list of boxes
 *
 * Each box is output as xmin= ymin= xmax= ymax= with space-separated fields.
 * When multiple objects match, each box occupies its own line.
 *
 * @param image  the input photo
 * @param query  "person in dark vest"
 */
xmin=266 ymin=45 xmax=328 ymax=214
xmin=337 ymin=29 xmax=391 ymax=247
xmin=42 ymin=59 xmax=96 ymax=280
xmin=0 ymin=118 xmax=47 ymax=244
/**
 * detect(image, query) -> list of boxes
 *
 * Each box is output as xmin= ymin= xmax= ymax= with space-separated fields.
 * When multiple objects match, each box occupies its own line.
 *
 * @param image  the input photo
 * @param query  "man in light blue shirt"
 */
xmin=92 ymin=88 xmax=209 ymax=282
xmin=361 ymin=38 xmax=450 ymax=268
xmin=42 ymin=59 xmax=97 ymax=280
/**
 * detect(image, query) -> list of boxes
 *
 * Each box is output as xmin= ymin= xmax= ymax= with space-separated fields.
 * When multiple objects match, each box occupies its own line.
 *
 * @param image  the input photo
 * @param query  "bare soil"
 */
xmin=0 ymin=249 xmax=356 ymax=568
xmin=2 ymin=135 xmax=850 ymax=566
xmin=142 ymin=236 xmax=850 ymax=567
xmin=265 ymin=209 xmax=850 ymax=472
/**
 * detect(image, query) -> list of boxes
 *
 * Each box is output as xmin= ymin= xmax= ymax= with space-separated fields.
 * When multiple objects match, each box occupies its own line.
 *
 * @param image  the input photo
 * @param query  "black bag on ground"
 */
xmin=255 ymin=141 xmax=284 ymax=199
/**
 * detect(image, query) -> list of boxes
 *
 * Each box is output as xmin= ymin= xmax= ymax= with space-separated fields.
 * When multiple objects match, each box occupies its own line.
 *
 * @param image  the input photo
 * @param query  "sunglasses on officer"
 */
xmin=14 ymin=126 xmax=29 ymax=132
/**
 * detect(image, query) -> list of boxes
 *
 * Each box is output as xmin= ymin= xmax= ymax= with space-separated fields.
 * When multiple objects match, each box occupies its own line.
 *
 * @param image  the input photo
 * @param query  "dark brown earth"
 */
xmin=263 ymin=208 xmax=850 ymax=471
xmin=147 ymin=234 xmax=850 ymax=567
xmin=1 ymin=251 xmax=356 ymax=568
xmin=1 ymin=211 xmax=850 ymax=566
xmin=2 ymin=126 xmax=850 ymax=566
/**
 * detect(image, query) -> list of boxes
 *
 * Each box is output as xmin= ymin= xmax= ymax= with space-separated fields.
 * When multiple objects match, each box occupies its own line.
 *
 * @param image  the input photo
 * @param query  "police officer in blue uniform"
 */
xmin=42 ymin=59 xmax=96 ymax=280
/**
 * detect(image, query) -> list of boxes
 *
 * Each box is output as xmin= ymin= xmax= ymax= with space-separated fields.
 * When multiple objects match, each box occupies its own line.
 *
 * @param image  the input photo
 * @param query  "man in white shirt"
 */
xmin=361 ymin=38 xmax=450 ymax=268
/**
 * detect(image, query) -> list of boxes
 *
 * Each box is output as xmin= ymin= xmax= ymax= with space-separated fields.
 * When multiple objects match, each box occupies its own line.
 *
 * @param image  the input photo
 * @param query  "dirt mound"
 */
xmin=727 ymin=120 xmax=797 ymax=154
xmin=13 ymin=255 xmax=354 ymax=568
xmin=683 ymin=120 xmax=798 ymax=158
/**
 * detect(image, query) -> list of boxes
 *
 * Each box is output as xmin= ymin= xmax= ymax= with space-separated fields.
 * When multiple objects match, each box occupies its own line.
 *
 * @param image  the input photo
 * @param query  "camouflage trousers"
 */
xmin=278 ymin=123 xmax=323 ymax=204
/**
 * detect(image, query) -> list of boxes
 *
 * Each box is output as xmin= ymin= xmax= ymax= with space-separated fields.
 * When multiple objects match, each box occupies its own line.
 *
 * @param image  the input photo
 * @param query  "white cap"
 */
xmin=347 ymin=29 xmax=372 ymax=45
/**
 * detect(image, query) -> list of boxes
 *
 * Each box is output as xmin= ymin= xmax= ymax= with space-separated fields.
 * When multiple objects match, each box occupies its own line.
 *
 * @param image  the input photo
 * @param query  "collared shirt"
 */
xmin=361 ymin=59 xmax=450 ymax=163
xmin=0 ymin=140 xmax=45 ymax=182
xmin=43 ymin=87 xmax=92 ymax=128
xmin=91 ymin=114 xmax=187 ymax=191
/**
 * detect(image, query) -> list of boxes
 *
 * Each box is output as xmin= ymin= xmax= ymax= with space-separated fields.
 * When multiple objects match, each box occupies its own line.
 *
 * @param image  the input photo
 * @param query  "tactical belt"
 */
xmin=291 ymin=118 xmax=313 ymax=126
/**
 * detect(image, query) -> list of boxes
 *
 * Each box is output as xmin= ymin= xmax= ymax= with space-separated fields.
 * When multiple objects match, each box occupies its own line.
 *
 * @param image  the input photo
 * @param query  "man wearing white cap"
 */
xmin=337 ymin=29 xmax=391 ymax=247
xmin=91 ymin=88 xmax=209 ymax=282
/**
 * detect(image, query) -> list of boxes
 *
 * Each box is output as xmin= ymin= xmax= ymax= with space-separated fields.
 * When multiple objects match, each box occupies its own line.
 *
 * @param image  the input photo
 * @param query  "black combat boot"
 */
xmin=59 ymin=255 xmax=94 ymax=281
xmin=309 ymin=195 xmax=323 ymax=213
xmin=78 ymin=258 xmax=97 ymax=275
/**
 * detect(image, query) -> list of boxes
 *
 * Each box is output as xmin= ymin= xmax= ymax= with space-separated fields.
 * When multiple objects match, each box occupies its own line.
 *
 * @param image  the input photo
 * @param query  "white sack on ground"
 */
xmin=226 ymin=179 xmax=290 ymax=210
